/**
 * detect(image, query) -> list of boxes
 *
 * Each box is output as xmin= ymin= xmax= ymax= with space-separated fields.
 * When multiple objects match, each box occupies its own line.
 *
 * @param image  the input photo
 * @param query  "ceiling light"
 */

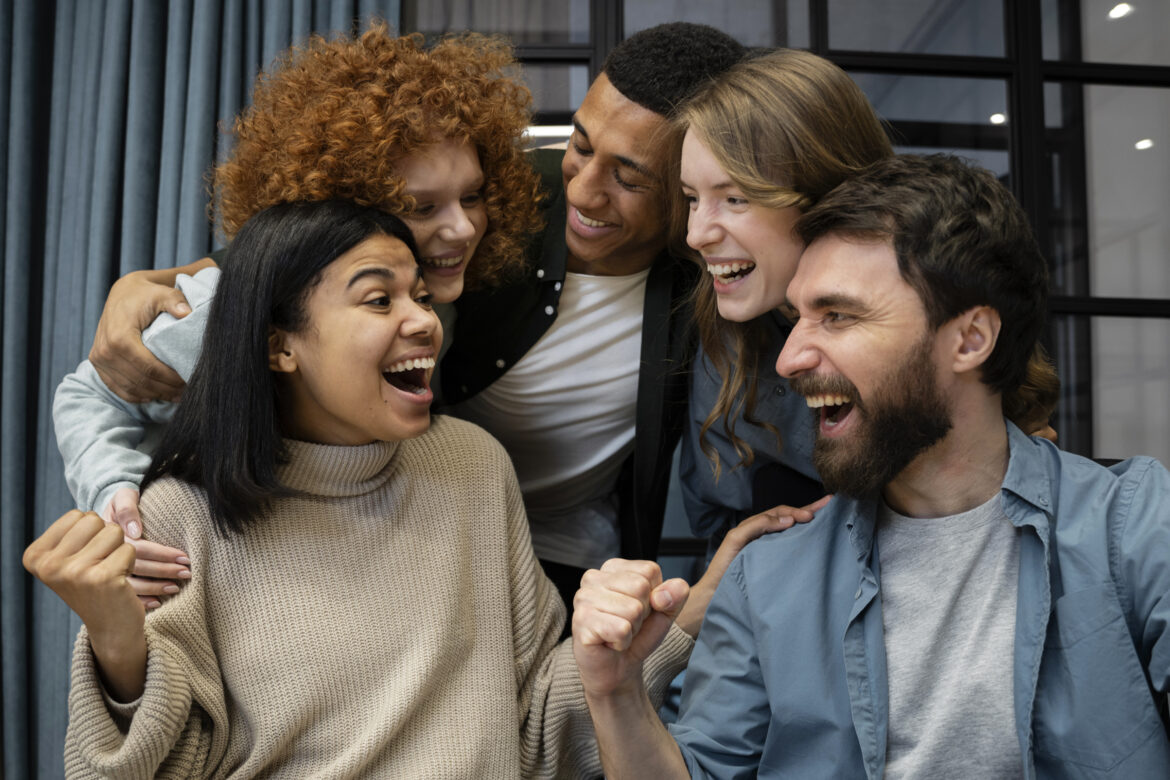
xmin=1135 ymin=138 xmax=1154 ymax=150
xmin=525 ymin=125 xmax=574 ymax=138
xmin=989 ymin=113 xmax=1007 ymax=125
xmin=1109 ymin=3 xmax=1134 ymax=19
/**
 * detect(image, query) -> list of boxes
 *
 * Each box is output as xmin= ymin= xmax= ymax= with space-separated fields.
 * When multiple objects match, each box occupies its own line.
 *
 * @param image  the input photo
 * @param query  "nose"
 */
xmin=686 ymin=201 xmax=721 ymax=251
xmin=438 ymin=204 xmax=476 ymax=244
xmin=403 ymin=301 xmax=440 ymax=341
xmin=565 ymin=156 xmax=606 ymax=211
xmin=775 ymin=320 xmax=818 ymax=379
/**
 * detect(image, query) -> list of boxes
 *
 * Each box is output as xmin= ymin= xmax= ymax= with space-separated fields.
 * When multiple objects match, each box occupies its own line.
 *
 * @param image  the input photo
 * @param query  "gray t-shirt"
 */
xmin=877 ymin=492 xmax=1023 ymax=779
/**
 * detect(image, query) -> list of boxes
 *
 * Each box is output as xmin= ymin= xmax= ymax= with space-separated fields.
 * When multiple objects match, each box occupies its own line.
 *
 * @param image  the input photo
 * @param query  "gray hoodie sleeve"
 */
xmin=52 ymin=267 xmax=220 ymax=514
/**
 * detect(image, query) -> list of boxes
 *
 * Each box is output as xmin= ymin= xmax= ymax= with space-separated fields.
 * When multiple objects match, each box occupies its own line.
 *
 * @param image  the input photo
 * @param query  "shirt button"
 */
xmin=544 ymin=305 xmax=555 ymax=315
xmin=495 ymin=359 xmax=506 ymax=369
xmin=775 ymin=385 xmax=786 ymax=396
xmin=536 ymin=269 xmax=545 ymax=279
xmin=554 ymin=281 xmax=562 ymax=292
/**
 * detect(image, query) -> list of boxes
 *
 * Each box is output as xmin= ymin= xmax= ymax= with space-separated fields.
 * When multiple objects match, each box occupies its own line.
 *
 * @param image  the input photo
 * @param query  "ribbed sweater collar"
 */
xmin=276 ymin=438 xmax=400 ymax=497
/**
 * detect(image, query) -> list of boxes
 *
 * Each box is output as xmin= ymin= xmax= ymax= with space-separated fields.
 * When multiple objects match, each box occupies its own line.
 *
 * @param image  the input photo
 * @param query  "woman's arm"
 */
xmin=23 ymin=510 xmax=146 ymax=700
xmin=53 ymin=267 xmax=219 ymax=603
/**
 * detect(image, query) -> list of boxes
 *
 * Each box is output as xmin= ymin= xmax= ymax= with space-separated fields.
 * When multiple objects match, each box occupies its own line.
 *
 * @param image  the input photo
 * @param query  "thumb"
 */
xmin=649 ymin=578 xmax=690 ymax=620
xmin=160 ymin=288 xmax=192 ymax=318
xmin=627 ymin=579 xmax=690 ymax=660
xmin=108 ymin=488 xmax=143 ymax=539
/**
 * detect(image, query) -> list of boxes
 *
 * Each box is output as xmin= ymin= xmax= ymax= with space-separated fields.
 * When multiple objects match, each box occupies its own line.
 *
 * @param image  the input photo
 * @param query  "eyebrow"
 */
xmin=678 ymin=177 xmax=735 ymax=193
xmin=406 ymin=176 xmax=485 ymax=200
xmin=346 ymin=264 xmax=422 ymax=289
xmin=572 ymin=118 xmax=660 ymax=183
xmin=808 ymin=292 xmax=868 ymax=313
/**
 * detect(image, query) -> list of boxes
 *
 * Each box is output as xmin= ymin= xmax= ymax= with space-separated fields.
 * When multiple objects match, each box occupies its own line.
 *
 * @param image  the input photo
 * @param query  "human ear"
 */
xmin=268 ymin=328 xmax=298 ymax=373
xmin=951 ymin=305 xmax=1001 ymax=375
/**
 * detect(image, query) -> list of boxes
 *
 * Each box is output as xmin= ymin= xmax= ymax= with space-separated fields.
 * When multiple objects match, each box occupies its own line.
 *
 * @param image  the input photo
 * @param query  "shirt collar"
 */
xmin=999 ymin=419 xmax=1055 ymax=531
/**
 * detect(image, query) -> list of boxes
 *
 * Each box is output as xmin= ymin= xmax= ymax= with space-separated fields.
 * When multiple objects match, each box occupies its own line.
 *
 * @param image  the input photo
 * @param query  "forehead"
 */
xmin=323 ymin=233 xmax=419 ymax=284
xmin=788 ymin=234 xmax=920 ymax=313
xmin=679 ymin=130 xmax=724 ymax=181
xmin=396 ymin=136 xmax=482 ymax=189
xmin=576 ymin=74 xmax=671 ymax=174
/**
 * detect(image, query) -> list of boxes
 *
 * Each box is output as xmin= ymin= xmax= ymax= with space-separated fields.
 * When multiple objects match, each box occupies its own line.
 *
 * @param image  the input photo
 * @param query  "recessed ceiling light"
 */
xmin=1135 ymin=138 xmax=1154 ymax=150
xmin=525 ymin=125 xmax=574 ymax=138
xmin=989 ymin=113 xmax=1007 ymax=125
xmin=1109 ymin=3 xmax=1134 ymax=19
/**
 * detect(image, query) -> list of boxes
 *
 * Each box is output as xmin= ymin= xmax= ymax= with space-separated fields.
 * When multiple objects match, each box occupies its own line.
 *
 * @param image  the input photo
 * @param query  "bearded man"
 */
xmin=572 ymin=154 xmax=1170 ymax=779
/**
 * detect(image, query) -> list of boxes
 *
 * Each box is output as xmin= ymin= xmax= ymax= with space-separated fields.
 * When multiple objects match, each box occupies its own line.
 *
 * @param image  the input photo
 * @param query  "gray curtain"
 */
xmin=1 ymin=0 xmax=401 ymax=776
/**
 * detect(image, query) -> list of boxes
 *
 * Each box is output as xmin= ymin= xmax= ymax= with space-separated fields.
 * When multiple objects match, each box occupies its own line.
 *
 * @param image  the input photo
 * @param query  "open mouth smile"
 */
xmin=382 ymin=356 xmax=435 ymax=396
xmin=707 ymin=261 xmax=756 ymax=285
xmin=804 ymin=392 xmax=857 ymax=433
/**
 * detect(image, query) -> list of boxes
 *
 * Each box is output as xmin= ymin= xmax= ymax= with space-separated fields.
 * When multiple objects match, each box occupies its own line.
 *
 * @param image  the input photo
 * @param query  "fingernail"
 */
xmin=162 ymin=584 xmax=180 ymax=594
xmin=127 ymin=521 xmax=142 ymax=539
xmin=176 ymin=303 xmax=191 ymax=315
xmin=177 ymin=569 xmax=192 ymax=579
xmin=653 ymin=589 xmax=674 ymax=610
xmin=146 ymin=600 xmax=162 ymax=610
xmin=176 ymin=556 xmax=190 ymax=565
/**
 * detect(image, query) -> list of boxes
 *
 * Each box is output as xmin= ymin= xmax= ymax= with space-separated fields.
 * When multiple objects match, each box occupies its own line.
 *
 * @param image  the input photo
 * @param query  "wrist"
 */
xmin=89 ymin=628 xmax=147 ymax=703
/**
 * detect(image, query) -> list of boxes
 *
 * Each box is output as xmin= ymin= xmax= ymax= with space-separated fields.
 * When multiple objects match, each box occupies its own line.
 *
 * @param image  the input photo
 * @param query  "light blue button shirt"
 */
xmin=670 ymin=422 xmax=1170 ymax=779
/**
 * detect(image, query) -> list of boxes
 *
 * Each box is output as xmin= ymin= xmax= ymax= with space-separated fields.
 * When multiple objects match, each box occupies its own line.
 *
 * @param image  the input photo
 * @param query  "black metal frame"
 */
xmin=407 ymin=0 xmax=1170 ymax=554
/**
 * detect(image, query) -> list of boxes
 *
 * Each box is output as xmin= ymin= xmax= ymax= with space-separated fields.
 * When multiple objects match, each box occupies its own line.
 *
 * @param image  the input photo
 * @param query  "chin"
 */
xmin=424 ymin=276 xmax=464 ymax=305
xmin=715 ymin=300 xmax=759 ymax=323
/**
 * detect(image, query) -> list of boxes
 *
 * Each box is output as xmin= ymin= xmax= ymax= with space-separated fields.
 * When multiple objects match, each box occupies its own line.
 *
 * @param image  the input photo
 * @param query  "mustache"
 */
xmin=789 ymin=373 xmax=859 ymax=401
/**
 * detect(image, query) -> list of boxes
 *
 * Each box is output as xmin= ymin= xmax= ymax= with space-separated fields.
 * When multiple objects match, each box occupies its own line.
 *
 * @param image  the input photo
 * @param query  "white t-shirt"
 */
xmin=451 ymin=269 xmax=648 ymax=568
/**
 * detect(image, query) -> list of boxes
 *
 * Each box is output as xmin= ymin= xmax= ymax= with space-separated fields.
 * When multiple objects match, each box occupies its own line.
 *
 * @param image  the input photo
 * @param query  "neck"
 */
xmin=882 ymin=398 xmax=1009 ymax=519
xmin=564 ymin=249 xmax=658 ymax=276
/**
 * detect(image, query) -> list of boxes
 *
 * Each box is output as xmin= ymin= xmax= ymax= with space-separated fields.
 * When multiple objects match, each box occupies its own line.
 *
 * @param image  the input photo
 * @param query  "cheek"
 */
xmin=403 ymin=217 xmax=438 ymax=250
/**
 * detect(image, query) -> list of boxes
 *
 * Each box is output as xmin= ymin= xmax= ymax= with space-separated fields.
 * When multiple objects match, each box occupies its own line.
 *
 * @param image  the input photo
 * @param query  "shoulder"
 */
xmin=736 ymin=498 xmax=855 ymax=581
xmin=140 ymin=267 xmax=221 ymax=379
xmin=526 ymin=146 xmax=566 ymax=189
xmin=139 ymin=476 xmax=212 ymax=549
xmin=403 ymin=415 xmax=512 ymax=470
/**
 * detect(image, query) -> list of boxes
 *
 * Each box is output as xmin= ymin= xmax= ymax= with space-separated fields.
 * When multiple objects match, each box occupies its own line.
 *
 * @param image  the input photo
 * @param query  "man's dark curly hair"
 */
xmin=601 ymin=22 xmax=746 ymax=117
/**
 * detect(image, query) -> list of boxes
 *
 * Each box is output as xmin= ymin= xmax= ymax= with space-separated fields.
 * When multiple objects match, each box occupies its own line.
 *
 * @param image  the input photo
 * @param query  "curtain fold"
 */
xmin=3 ymin=2 xmax=401 ymax=776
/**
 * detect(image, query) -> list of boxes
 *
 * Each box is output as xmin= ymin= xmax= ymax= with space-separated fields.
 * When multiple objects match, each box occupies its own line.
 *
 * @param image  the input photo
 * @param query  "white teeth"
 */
xmin=386 ymin=357 xmax=436 ymax=374
xmin=422 ymin=256 xmax=462 ymax=268
xmin=707 ymin=261 xmax=756 ymax=277
xmin=803 ymin=393 xmax=852 ymax=409
xmin=576 ymin=209 xmax=612 ymax=228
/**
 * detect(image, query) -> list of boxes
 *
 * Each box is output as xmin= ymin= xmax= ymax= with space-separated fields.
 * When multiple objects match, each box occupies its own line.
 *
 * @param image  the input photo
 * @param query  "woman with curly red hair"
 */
xmin=54 ymin=24 xmax=544 ymax=600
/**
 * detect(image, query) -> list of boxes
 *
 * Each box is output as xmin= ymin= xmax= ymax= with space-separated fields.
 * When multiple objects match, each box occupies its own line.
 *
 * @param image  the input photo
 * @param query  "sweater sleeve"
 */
xmin=506 ymin=460 xmax=694 ymax=779
xmin=62 ymin=480 xmax=232 ymax=779
xmin=52 ymin=268 xmax=219 ymax=514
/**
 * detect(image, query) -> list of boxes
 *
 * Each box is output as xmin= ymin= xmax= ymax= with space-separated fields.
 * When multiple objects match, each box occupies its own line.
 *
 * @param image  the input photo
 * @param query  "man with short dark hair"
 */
xmin=440 ymin=22 xmax=746 ymax=608
xmin=573 ymin=154 xmax=1170 ymax=778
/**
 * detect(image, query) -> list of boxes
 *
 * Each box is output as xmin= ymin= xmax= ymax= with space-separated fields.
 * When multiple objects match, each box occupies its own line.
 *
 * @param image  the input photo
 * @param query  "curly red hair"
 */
xmin=212 ymin=24 xmax=543 ymax=289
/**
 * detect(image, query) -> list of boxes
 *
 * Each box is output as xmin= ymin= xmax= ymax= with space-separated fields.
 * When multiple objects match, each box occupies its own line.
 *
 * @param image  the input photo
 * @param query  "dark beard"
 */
xmin=808 ymin=333 xmax=953 ymax=500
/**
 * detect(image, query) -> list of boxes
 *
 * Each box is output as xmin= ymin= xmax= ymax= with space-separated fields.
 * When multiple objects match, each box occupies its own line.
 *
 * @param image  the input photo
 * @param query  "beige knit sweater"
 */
xmin=63 ymin=415 xmax=691 ymax=778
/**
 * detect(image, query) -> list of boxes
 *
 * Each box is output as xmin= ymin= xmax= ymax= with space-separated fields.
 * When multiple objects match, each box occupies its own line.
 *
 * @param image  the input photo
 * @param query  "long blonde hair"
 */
xmin=672 ymin=48 xmax=894 ymax=479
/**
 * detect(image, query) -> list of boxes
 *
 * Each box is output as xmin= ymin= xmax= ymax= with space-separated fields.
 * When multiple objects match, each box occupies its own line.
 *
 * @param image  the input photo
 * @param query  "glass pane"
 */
xmin=625 ymin=1 xmax=809 ymax=49
xmin=828 ymin=0 xmax=1004 ymax=56
xmin=521 ymin=63 xmax=590 ymax=115
xmin=1050 ymin=314 xmax=1170 ymax=464
xmin=1044 ymin=83 xmax=1170 ymax=298
xmin=405 ymin=0 xmax=590 ymax=45
xmin=850 ymin=73 xmax=1011 ymax=176
xmin=1042 ymin=0 xmax=1170 ymax=66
